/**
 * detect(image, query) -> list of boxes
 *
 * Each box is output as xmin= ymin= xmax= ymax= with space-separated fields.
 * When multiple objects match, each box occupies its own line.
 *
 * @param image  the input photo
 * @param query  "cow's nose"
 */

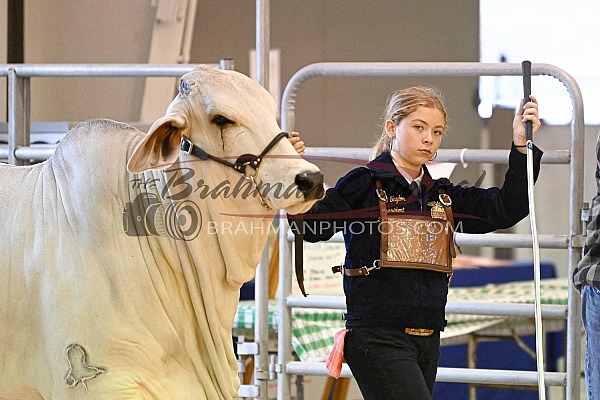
xmin=295 ymin=171 xmax=325 ymax=201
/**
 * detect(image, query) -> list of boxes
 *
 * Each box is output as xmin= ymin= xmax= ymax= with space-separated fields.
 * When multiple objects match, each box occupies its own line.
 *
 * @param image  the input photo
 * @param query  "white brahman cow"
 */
xmin=0 ymin=65 xmax=324 ymax=399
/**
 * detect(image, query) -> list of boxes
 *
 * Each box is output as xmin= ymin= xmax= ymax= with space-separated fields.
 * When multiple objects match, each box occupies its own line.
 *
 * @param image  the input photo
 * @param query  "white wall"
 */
xmin=23 ymin=0 xmax=156 ymax=122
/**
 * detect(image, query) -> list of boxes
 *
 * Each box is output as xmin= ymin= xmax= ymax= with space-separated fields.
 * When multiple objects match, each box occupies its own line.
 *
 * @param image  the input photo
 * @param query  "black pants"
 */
xmin=343 ymin=326 xmax=440 ymax=400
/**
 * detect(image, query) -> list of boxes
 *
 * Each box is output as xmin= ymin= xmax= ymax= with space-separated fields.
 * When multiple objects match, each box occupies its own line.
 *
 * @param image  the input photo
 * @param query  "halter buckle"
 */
xmin=181 ymin=137 xmax=194 ymax=155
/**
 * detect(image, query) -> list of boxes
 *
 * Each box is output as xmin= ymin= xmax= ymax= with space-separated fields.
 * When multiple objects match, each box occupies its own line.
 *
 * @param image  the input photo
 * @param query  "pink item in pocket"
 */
xmin=326 ymin=329 xmax=349 ymax=379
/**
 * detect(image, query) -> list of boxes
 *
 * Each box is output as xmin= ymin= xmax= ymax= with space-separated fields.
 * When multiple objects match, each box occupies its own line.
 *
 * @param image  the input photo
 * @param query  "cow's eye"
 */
xmin=212 ymin=115 xmax=234 ymax=127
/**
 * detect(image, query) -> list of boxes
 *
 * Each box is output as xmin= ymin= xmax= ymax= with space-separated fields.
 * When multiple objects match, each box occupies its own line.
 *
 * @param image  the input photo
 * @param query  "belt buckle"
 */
xmin=404 ymin=328 xmax=434 ymax=336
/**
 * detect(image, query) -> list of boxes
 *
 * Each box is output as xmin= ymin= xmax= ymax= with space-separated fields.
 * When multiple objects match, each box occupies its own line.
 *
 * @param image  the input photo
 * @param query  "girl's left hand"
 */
xmin=513 ymin=95 xmax=541 ymax=151
xmin=289 ymin=131 xmax=306 ymax=157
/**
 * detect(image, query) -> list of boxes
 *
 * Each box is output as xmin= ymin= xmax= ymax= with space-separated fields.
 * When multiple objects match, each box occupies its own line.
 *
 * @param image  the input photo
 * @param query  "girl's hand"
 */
xmin=289 ymin=131 xmax=306 ymax=157
xmin=513 ymin=95 xmax=541 ymax=152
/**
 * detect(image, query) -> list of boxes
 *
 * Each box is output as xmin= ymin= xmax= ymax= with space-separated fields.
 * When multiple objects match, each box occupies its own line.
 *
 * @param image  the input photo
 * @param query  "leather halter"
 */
xmin=180 ymin=131 xmax=290 ymax=209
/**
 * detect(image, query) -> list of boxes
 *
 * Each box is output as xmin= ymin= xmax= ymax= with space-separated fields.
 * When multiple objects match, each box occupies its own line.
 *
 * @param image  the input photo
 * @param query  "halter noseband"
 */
xmin=180 ymin=131 xmax=290 ymax=209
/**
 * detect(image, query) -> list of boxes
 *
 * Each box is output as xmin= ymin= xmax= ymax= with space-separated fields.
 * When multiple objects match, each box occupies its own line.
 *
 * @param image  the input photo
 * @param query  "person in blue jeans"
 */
xmin=574 ymin=132 xmax=600 ymax=400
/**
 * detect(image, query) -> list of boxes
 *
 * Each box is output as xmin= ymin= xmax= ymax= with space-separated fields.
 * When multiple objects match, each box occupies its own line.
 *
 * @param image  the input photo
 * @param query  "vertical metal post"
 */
xmin=7 ymin=68 xmax=29 ymax=165
xmin=253 ymin=239 xmax=270 ymax=399
xmin=565 ymin=80 xmax=585 ymax=400
xmin=255 ymin=0 xmax=270 ymax=90
xmin=253 ymin=2 xmax=271 ymax=399
xmin=277 ymin=212 xmax=293 ymax=399
xmin=468 ymin=334 xmax=477 ymax=400
xmin=220 ymin=58 xmax=235 ymax=71
xmin=543 ymin=62 xmax=586 ymax=400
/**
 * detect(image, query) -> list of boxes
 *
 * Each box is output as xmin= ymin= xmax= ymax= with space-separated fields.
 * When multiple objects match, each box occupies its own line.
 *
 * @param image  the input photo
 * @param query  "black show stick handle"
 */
xmin=522 ymin=60 xmax=533 ymax=142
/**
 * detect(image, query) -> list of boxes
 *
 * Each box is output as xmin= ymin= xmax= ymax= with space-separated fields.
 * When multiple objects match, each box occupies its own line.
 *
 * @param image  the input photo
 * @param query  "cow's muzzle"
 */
xmin=295 ymin=171 xmax=325 ymax=201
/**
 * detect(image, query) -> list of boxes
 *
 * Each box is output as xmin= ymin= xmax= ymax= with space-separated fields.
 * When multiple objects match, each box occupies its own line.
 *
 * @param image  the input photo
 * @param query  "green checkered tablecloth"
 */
xmin=233 ymin=278 xmax=568 ymax=363
xmin=442 ymin=278 xmax=567 ymax=343
xmin=234 ymin=302 xmax=346 ymax=362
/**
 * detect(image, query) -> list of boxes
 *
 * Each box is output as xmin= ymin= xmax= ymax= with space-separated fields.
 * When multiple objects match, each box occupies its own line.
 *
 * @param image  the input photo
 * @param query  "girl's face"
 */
xmin=386 ymin=106 xmax=445 ymax=172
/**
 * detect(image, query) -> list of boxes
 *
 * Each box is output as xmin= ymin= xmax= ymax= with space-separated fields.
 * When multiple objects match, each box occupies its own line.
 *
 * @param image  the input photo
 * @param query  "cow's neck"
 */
xmin=139 ymin=164 xmax=272 ymax=302
xmin=124 ymin=166 xmax=273 ymax=397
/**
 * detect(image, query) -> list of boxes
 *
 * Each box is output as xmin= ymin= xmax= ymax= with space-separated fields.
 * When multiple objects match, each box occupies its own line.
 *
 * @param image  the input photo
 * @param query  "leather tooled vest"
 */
xmin=376 ymin=179 xmax=456 ymax=275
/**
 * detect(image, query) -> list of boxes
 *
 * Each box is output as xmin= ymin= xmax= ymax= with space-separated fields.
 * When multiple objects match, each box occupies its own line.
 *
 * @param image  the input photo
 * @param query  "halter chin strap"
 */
xmin=180 ymin=131 xmax=290 ymax=209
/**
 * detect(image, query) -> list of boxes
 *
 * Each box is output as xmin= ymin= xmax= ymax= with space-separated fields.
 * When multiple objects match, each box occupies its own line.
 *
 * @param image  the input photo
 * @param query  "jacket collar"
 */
xmin=366 ymin=152 xmax=428 ymax=179
xmin=366 ymin=152 xmax=439 ymax=192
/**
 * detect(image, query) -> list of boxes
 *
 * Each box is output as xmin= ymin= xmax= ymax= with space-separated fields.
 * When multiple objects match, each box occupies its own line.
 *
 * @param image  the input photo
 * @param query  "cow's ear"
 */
xmin=127 ymin=115 xmax=187 ymax=173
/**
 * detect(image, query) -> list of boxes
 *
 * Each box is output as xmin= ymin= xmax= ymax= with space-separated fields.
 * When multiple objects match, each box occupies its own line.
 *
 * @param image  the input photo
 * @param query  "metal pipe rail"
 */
xmin=0 ymin=144 xmax=572 ymax=168
xmin=1 ymin=62 xmax=230 ymax=166
xmin=285 ymin=295 xmax=568 ymax=320
xmin=277 ymin=62 xmax=585 ymax=400
xmin=3 ymin=63 xmax=205 ymax=77
xmin=286 ymin=362 xmax=567 ymax=387
xmin=0 ymin=144 xmax=57 ymax=161
xmin=305 ymin=147 xmax=571 ymax=165
xmin=454 ymin=233 xmax=570 ymax=249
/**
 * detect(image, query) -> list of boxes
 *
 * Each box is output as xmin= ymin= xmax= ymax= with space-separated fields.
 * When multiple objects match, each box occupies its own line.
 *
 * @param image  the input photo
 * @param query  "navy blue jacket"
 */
xmin=292 ymin=145 xmax=542 ymax=330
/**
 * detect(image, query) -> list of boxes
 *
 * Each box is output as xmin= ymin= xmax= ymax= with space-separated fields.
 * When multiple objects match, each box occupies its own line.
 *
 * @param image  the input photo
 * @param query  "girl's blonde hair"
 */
xmin=370 ymin=86 xmax=448 ymax=160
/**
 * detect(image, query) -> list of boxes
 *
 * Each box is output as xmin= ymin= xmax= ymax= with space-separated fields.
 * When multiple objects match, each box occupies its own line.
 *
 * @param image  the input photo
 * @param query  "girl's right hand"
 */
xmin=289 ymin=131 xmax=306 ymax=157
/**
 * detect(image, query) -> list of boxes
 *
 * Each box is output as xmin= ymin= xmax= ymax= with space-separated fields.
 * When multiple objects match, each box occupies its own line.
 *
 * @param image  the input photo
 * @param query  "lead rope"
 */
xmin=294 ymin=215 xmax=308 ymax=297
xmin=523 ymin=60 xmax=546 ymax=400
